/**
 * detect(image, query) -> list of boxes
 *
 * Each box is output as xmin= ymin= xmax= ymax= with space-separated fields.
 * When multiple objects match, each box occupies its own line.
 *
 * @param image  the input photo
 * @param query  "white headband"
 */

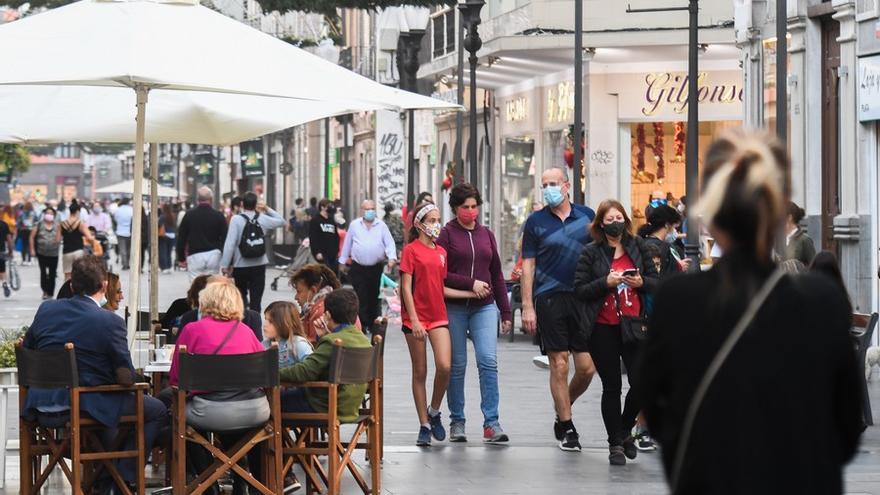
xmin=415 ymin=203 xmax=438 ymax=222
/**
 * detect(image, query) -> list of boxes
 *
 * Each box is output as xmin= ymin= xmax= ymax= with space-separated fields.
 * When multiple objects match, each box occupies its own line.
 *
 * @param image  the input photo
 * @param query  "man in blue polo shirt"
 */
xmin=521 ymin=166 xmax=596 ymax=453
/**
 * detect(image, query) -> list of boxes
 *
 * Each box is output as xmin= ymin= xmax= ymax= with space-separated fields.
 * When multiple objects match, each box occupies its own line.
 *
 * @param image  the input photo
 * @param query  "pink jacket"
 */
xmin=169 ymin=316 xmax=264 ymax=386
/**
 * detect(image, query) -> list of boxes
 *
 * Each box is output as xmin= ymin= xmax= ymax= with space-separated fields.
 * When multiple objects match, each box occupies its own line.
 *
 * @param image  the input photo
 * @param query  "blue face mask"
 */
xmin=543 ymin=186 xmax=565 ymax=208
xmin=99 ymin=296 xmax=108 ymax=307
xmin=364 ymin=210 xmax=376 ymax=222
xmin=665 ymin=228 xmax=678 ymax=244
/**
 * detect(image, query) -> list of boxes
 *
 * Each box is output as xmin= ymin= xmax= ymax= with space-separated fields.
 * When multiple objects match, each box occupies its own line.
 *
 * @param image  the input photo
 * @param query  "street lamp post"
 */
xmin=627 ymin=0 xmax=700 ymax=262
xmin=459 ymin=0 xmax=484 ymax=187
xmin=399 ymin=8 xmax=430 ymax=208
xmin=776 ymin=0 xmax=787 ymax=143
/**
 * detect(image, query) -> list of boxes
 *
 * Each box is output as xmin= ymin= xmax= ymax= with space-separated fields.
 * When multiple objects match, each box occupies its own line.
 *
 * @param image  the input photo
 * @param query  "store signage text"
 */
xmin=859 ymin=55 xmax=880 ymax=122
xmin=505 ymin=97 xmax=529 ymax=122
xmin=547 ymin=82 xmax=574 ymax=124
xmin=642 ymin=72 xmax=743 ymax=116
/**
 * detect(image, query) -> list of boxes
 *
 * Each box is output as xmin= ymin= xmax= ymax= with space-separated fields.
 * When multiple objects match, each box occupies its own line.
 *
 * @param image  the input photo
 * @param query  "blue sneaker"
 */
xmin=416 ymin=426 xmax=432 ymax=447
xmin=429 ymin=412 xmax=446 ymax=441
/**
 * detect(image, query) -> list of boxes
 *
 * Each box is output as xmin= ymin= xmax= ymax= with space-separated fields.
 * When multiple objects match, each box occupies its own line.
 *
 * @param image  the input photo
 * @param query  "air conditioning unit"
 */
xmin=379 ymin=28 xmax=400 ymax=51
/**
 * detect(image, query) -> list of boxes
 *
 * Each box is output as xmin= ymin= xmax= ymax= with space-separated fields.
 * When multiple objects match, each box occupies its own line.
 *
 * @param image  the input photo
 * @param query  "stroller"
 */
xmin=270 ymin=238 xmax=317 ymax=291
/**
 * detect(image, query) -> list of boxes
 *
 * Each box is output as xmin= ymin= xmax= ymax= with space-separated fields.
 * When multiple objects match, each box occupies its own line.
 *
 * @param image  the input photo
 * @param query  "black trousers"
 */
xmin=590 ymin=323 xmax=641 ymax=446
xmin=233 ymin=265 xmax=266 ymax=313
xmin=349 ymin=262 xmax=384 ymax=331
xmin=37 ymin=254 xmax=58 ymax=297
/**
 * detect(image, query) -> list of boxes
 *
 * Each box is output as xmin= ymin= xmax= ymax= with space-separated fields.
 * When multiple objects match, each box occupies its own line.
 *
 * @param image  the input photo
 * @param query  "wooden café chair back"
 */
xmin=282 ymin=337 xmax=383 ymax=495
xmin=17 ymin=342 xmax=148 ymax=495
xmin=171 ymin=345 xmax=282 ymax=495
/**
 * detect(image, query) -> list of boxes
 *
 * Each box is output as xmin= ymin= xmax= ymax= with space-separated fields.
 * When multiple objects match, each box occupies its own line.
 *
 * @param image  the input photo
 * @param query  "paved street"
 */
xmin=0 ymin=260 xmax=878 ymax=493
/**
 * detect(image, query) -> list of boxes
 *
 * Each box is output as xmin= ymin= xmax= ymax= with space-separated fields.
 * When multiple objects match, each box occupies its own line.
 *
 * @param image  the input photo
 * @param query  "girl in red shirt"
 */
xmin=400 ymin=202 xmax=475 ymax=447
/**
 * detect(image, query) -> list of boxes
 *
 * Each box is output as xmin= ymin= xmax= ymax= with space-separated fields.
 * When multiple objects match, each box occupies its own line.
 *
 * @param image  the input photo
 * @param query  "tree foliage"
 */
xmin=256 ymin=0 xmax=453 ymax=18
xmin=0 ymin=145 xmax=31 ymax=176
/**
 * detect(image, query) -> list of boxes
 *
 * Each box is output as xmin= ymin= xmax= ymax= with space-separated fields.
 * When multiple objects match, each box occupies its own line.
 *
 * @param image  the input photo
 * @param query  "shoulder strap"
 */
xmin=212 ymin=320 xmax=240 ymax=355
xmin=669 ymin=268 xmax=786 ymax=493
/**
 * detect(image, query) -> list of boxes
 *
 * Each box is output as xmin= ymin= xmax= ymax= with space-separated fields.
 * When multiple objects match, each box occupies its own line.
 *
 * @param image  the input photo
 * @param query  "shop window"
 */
xmin=762 ymin=36 xmax=791 ymax=141
xmin=500 ymin=137 xmax=536 ymax=273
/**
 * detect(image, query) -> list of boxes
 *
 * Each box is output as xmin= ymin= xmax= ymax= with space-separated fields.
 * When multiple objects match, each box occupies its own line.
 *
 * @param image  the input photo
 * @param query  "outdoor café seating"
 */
xmin=171 ymin=345 xmax=283 ymax=495
xmin=16 ymin=342 xmax=149 ymax=495
xmin=282 ymin=337 xmax=383 ymax=495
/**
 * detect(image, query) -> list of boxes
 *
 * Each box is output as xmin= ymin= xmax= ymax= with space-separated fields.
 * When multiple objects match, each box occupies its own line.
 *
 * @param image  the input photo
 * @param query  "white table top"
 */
xmin=143 ymin=362 xmax=171 ymax=373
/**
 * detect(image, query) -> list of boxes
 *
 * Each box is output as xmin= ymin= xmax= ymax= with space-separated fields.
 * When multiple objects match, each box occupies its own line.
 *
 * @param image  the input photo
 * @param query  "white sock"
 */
xmin=427 ymin=406 xmax=440 ymax=417
xmin=421 ymin=422 xmax=430 ymax=429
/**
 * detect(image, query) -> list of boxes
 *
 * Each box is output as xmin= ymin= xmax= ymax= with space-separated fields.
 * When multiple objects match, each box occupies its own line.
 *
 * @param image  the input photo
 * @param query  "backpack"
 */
xmin=238 ymin=213 xmax=266 ymax=258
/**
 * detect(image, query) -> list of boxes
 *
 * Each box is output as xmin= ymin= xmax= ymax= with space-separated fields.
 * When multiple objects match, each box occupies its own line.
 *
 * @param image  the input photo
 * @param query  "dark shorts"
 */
xmin=0 ymin=257 xmax=5 ymax=273
xmin=535 ymin=291 xmax=590 ymax=354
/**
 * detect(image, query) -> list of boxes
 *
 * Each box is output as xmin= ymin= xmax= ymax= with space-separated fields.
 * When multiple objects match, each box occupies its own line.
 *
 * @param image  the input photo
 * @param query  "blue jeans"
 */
xmin=103 ymin=394 xmax=167 ymax=482
xmin=447 ymin=303 xmax=500 ymax=427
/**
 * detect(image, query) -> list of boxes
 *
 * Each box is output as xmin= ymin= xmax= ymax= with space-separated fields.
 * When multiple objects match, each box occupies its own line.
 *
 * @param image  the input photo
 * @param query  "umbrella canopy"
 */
xmin=0 ymin=0 xmax=456 ymax=111
xmin=0 ymin=85 xmax=383 ymax=145
xmin=95 ymin=179 xmax=179 ymax=198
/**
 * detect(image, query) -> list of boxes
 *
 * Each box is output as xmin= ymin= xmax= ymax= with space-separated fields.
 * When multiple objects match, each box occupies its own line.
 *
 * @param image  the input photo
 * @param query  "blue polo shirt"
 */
xmin=521 ymin=203 xmax=595 ymax=297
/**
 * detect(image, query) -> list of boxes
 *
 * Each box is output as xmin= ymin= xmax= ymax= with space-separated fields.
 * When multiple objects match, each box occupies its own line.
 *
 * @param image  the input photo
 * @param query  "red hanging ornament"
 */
xmin=653 ymin=122 xmax=665 ymax=180
xmin=636 ymin=124 xmax=646 ymax=173
xmin=674 ymin=121 xmax=685 ymax=162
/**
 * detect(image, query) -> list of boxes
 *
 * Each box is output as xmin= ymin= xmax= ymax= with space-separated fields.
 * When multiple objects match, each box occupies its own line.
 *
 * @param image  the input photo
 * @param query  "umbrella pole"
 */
xmin=149 ymin=144 xmax=159 ymax=343
xmin=127 ymin=86 xmax=148 ymax=346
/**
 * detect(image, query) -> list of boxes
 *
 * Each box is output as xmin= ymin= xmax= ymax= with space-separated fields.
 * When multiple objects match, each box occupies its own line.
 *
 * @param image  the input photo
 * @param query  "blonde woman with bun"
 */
xmin=640 ymin=131 xmax=863 ymax=494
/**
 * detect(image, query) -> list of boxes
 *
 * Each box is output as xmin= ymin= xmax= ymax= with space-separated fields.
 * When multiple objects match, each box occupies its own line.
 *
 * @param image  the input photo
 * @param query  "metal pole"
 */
xmin=469 ymin=54 xmax=478 ymax=186
xmin=454 ymin=9 xmax=465 ymax=181
xmin=685 ymin=0 xmax=700 ymax=259
xmin=148 ymin=143 xmax=159 ymax=342
xmin=408 ymin=109 xmax=416 ymax=207
xmin=572 ymin=0 xmax=584 ymax=205
xmin=776 ymin=0 xmax=787 ymax=143
xmin=127 ymin=85 xmax=147 ymax=344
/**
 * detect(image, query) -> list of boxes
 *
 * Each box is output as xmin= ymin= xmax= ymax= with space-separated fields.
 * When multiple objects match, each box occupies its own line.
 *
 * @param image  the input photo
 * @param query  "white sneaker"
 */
xmin=532 ymin=355 xmax=550 ymax=369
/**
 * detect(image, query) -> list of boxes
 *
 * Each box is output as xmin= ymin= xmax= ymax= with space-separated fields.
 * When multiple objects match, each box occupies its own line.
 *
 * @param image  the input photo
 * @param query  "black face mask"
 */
xmin=603 ymin=221 xmax=625 ymax=238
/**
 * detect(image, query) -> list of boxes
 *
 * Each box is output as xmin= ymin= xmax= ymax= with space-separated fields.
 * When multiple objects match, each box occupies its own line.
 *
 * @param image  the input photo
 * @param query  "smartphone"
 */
xmin=622 ymin=268 xmax=639 ymax=277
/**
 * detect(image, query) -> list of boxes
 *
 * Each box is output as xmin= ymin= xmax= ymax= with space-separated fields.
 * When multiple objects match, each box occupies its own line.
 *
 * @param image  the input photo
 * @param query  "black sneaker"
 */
xmin=2 ymin=283 xmax=9 ymax=298
xmin=558 ymin=429 xmax=581 ymax=452
xmin=553 ymin=416 xmax=566 ymax=441
xmin=609 ymin=445 xmax=626 ymax=465
xmin=635 ymin=433 xmax=657 ymax=451
xmin=622 ymin=435 xmax=638 ymax=460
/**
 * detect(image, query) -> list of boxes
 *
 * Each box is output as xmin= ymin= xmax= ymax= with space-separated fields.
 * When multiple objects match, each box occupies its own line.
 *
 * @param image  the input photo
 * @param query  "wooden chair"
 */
xmin=282 ymin=338 xmax=383 ymax=495
xmin=852 ymin=312 xmax=878 ymax=426
xmin=171 ymin=345 xmax=282 ymax=495
xmin=16 ymin=342 xmax=148 ymax=495
xmin=369 ymin=318 xmax=387 ymax=462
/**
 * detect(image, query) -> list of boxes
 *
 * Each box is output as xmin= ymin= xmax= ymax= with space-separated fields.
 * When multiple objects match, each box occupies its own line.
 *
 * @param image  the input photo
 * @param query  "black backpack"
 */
xmin=238 ymin=213 xmax=266 ymax=258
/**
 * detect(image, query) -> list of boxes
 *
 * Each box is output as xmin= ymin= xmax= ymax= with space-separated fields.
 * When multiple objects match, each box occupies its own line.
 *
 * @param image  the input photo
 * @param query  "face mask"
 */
xmin=44 ymin=214 xmax=55 ymax=222
xmin=543 ymin=186 xmax=565 ymax=208
xmin=665 ymin=228 xmax=678 ymax=244
xmin=363 ymin=210 xmax=376 ymax=222
xmin=93 ymin=206 xmax=102 ymax=214
xmin=422 ymin=223 xmax=442 ymax=239
xmin=457 ymin=208 xmax=479 ymax=224
xmin=677 ymin=203 xmax=685 ymax=214
xmin=99 ymin=296 xmax=108 ymax=307
xmin=603 ymin=221 xmax=626 ymax=238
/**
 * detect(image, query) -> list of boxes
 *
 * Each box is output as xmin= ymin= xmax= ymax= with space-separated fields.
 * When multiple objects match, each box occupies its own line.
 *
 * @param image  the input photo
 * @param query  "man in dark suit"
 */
xmin=22 ymin=255 xmax=167 ymax=489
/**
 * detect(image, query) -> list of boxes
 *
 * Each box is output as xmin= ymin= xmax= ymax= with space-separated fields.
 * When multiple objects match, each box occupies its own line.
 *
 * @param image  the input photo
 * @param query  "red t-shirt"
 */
xmin=596 ymin=253 xmax=642 ymax=325
xmin=400 ymin=240 xmax=449 ymax=330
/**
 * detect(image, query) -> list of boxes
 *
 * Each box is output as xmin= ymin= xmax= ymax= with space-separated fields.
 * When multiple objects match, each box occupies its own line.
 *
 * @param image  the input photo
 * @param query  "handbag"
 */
xmin=669 ymin=269 xmax=785 ymax=493
xmin=615 ymin=289 xmax=648 ymax=344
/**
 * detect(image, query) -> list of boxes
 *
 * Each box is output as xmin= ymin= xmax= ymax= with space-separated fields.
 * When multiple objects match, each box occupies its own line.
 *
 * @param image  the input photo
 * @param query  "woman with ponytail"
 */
xmin=290 ymin=263 xmax=360 ymax=342
xmin=640 ymin=131 xmax=863 ymax=494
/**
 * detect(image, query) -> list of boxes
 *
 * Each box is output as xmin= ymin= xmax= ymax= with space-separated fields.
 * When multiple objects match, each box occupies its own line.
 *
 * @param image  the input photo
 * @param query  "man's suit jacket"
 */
xmin=22 ymin=295 xmax=134 ymax=427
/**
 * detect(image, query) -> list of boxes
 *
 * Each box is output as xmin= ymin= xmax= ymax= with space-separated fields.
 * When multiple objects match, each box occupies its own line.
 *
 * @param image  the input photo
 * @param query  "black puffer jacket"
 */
xmin=573 ymin=235 xmax=659 ymax=340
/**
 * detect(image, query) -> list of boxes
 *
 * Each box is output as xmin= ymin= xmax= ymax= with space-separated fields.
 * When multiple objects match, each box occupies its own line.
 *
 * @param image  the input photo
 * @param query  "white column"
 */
xmin=788 ymin=16 xmax=807 ymax=207
xmin=739 ymin=32 xmax=764 ymax=129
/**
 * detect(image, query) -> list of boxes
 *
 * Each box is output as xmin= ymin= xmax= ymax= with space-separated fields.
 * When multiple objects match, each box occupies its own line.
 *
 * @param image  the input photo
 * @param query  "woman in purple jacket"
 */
xmin=437 ymin=183 xmax=513 ymax=443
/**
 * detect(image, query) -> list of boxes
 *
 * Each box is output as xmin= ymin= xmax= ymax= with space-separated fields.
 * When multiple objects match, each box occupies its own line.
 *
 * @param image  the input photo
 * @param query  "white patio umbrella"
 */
xmin=0 ymin=0 xmax=457 ymax=343
xmin=95 ymin=179 xmax=180 ymax=198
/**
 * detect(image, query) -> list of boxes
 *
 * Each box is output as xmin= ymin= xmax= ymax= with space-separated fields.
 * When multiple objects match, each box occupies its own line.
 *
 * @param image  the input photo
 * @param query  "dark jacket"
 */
xmin=640 ymin=255 xmax=862 ymax=494
xmin=178 ymin=308 xmax=263 ymax=342
xmin=642 ymin=236 xmax=681 ymax=278
xmin=436 ymin=219 xmax=512 ymax=322
xmin=573 ymin=235 xmax=659 ymax=339
xmin=784 ymin=228 xmax=817 ymax=266
xmin=309 ymin=214 xmax=339 ymax=262
xmin=175 ymin=203 xmax=228 ymax=260
xmin=23 ymin=296 xmax=136 ymax=427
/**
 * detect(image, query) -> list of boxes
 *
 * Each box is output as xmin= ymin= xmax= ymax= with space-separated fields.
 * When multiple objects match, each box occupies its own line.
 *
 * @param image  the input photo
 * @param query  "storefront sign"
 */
xmin=158 ymin=161 xmax=175 ymax=188
xmin=547 ymin=82 xmax=574 ymax=124
xmin=505 ymin=97 xmax=529 ymax=122
xmin=239 ymin=139 xmax=264 ymax=177
xmin=193 ymin=150 xmax=214 ymax=184
xmin=642 ymin=72 xmax=743 ymax=116
xmin=859 ymin=54 xmax=880 ymax=122
xmin=375 ymin=110 xmax=406 ymax=209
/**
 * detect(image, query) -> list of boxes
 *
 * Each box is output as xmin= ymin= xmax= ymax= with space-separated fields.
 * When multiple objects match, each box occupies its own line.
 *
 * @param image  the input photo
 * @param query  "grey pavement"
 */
xmin=0 ymin=259 xmax=878 ymax=493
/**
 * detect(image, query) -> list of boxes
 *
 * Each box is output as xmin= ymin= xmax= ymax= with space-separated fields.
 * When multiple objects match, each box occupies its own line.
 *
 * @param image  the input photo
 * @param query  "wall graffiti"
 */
xmin=376 ymin=111 xmax=406 ymax=209
xmin=591 ymin=149 xmax=614 ymax=165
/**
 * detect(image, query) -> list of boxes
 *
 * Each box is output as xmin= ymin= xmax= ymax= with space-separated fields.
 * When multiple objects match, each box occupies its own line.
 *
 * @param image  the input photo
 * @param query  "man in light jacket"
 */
xmin=220 ymin=192 xmax=285 ymax=312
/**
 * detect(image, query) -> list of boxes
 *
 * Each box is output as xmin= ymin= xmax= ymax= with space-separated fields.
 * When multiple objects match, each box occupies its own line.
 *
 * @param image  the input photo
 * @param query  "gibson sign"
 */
xmin=642 ymin=72 xmax=743 ymax=116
